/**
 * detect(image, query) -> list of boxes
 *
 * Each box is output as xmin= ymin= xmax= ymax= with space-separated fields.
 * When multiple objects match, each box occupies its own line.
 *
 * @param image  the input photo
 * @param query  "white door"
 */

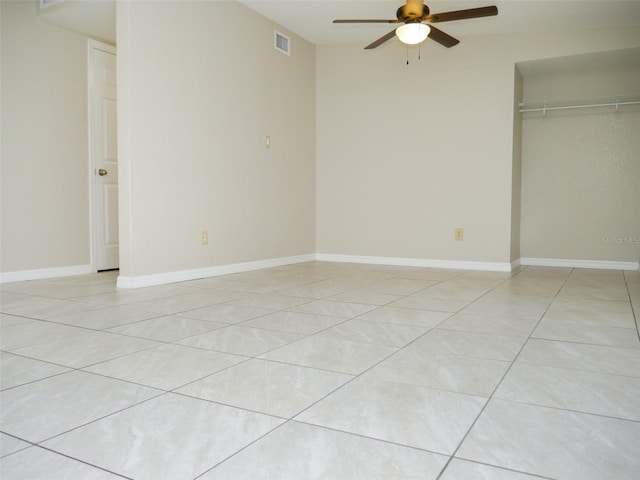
xmin=89 ymin=41 xmax=118 ymax=271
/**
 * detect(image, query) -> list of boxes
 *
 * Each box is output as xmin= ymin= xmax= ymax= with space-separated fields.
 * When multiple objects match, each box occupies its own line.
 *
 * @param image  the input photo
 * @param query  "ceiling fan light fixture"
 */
xmin=396 ymin=23 xmax=430 ymax=45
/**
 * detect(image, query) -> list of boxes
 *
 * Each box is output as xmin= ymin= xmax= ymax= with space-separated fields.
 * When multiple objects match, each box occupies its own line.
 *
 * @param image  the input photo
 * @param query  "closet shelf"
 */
xmin=519 ymin=94 xmax=640 ymax=113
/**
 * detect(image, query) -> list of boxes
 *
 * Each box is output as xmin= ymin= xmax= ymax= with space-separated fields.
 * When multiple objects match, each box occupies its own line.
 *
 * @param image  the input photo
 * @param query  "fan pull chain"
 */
xmin=406 ymin=47 xmax=423 ymax=65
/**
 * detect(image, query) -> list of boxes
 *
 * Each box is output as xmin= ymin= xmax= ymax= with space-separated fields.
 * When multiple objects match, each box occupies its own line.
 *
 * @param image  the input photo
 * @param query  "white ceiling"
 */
xmin=239 ymin=0 xmax=640 ymax=45
xmin=39 ymin=0 xmax=640 ymax=48
xmin=37 ymin=0 xmax=116 ymax=44
xmin=38 ymin=0 xmax=640 ymax=75
xmin=517 ymin=46 xmax=640 ymax=77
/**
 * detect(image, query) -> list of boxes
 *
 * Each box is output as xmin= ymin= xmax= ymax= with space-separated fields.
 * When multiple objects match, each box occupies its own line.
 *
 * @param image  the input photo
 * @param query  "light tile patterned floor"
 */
xmin=1 ymin=262 xmax=639 ymax=479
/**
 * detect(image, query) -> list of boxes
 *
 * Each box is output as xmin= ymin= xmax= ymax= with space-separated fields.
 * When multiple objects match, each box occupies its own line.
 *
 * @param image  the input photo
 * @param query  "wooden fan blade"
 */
xmin=333 ymin=19 xmax=400 ymax=24
xmin=365 ymin=29 xmax=398 ymax=49
xmin=427 ymin=25 xmax=460 ymax=48
xmin=426 ymin=6 xmax=498 ymax=23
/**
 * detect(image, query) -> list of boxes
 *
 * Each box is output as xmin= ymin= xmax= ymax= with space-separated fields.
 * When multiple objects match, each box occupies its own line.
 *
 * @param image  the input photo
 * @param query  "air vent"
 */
xmin=274 ymin=31 xmax=291 ymax=56
xmin=40 ymin=0 xmax=65 ymax=8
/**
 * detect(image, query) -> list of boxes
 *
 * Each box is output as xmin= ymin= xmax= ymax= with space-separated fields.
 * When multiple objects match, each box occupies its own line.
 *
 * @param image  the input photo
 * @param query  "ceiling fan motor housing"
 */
xmin=333 ymin=3 xmax=497 ymax=50
xmin=398 ymin=3 xmax=429 ymax=22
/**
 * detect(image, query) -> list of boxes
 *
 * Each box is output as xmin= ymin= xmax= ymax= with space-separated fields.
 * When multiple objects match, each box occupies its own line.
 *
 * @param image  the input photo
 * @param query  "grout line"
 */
xmin=3 ymin=263 xmax=639 ymax=479
xmin=622 ymin=270 xmax=640 ymax=343
xmin=30 ymin=388 xmax=168 ymax=446
xmin=26 ymin=444 xmax=134 ymax=479
xmin=434 ymin=265 xmax=574 ymax=479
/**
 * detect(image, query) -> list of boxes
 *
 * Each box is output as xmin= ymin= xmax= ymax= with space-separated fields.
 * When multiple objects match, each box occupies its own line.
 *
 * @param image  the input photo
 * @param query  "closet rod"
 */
xmin=519 ymin=94 xmax=640 ymax=113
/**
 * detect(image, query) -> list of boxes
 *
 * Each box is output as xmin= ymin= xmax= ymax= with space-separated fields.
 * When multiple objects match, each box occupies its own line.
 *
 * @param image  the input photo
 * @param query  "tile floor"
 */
xmin=1 ymin=262 xmax=639 ymax=479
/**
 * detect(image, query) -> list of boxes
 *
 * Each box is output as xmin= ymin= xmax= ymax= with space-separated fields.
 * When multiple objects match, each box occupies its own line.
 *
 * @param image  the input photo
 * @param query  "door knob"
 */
xmin=98 ymin=169 xmax=108 ymax=176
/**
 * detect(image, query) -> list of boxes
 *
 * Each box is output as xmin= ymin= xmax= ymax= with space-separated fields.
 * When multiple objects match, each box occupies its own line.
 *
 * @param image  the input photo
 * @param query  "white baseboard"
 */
xmin=520 ymin=257 xmax=639 ymax=271
xmin=116 ymin=254 xmax=316 ymax=289
xmin=315 ymin=253 xmax=514 ymax=272
xmin=5 ymin=255 xmax=634 ymax=287
xmin=0 ymin=264 xmax=93 ymax=283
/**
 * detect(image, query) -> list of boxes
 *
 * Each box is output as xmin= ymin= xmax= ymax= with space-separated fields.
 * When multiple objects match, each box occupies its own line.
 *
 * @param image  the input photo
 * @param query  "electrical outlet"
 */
xmin=455 ymin=228 xmax=464 ymax=241
xmin=201 ymin=230 xmax=208 ymax=246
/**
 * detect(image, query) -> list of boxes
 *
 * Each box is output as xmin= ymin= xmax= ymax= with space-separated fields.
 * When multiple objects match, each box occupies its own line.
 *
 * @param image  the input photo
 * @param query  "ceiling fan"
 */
xmin=333 ymin=0 xmax=498 ymax=49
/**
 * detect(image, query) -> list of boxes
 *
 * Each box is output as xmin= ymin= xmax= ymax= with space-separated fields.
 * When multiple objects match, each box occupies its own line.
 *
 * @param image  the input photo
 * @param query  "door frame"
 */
xmin=87 ymin=39 xmax=118 ymax=272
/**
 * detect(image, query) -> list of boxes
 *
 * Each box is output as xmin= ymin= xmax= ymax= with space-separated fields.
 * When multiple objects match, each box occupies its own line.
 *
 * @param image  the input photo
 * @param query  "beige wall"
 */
xmin=2 ymin=0 xmax=639 ymax=282
xmin=520 ymin=56 xmax=640 ymax=263
xmin=316 ymin=28 xmax=640 ymax=265
xmin=116 ymin=0 xmax=316 ymax=279
xmin=510 ymin=67 xmax=523 ymax=263
xmin=1 ymin=1 xmax=90 ymax=273
xmin=316 ymin=43 xmax=516 ymax=264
